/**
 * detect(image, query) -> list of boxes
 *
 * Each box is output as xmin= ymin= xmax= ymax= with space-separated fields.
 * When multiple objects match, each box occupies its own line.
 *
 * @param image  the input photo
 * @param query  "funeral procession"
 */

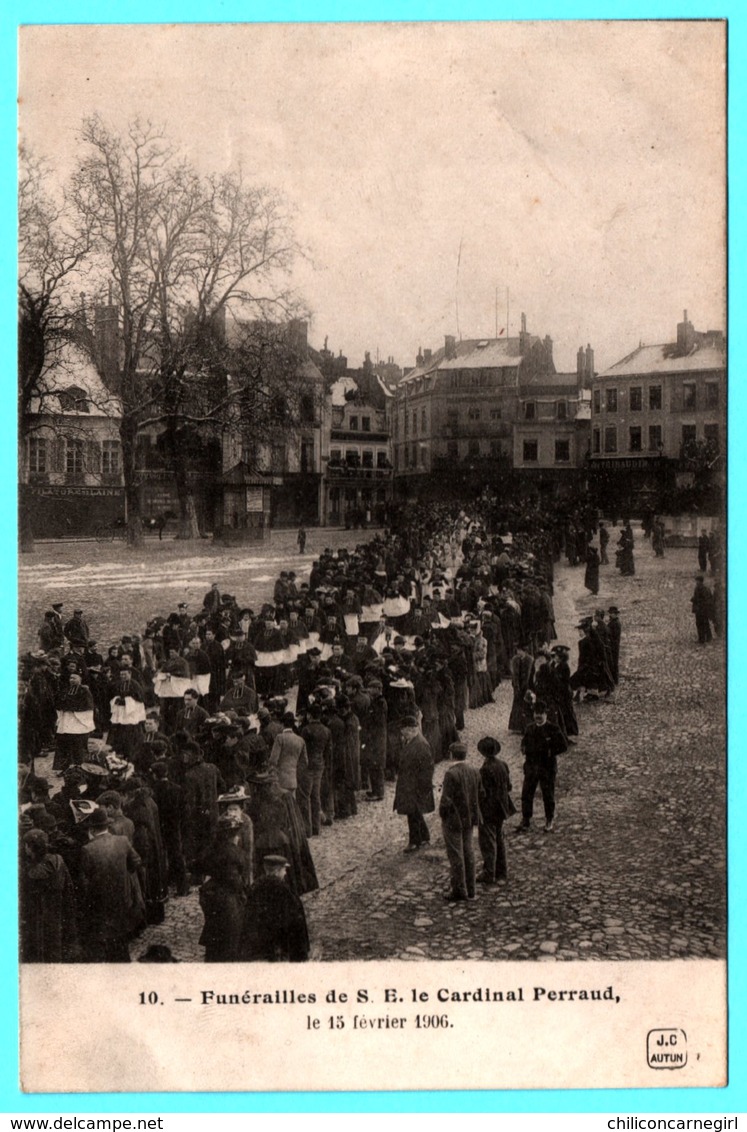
xmin=18 ymin=41 xmax=725 ymax=966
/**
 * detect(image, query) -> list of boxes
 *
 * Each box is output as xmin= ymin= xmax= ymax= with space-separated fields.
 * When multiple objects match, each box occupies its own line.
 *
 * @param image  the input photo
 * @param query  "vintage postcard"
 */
xmin=17 ymin=20 xmax=726 ymax=1093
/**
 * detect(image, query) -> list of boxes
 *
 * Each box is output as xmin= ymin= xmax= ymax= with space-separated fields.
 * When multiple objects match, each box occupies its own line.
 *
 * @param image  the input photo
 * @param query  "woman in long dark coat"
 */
xmin=198 ymin=816 xmax=251 ymax=962
xmin=508 ymin=646 xmax=533 ymax=733
xmin=584 ymin=546 xmax=600 ymax=596
xmin=20 ymin=829 xmax=78 ymax=962
xmin=617 ymin=524 xmax=635 ymax=576
xmin=416 ymin=668 xmax=443 ymax=762
xmin=551 ymin=647 xmax=579 ymax=738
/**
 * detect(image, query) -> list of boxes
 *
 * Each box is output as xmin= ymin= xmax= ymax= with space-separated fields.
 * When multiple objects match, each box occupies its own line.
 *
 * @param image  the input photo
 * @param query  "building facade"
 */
xmin=323 ymin=361 xmax=394 ymax=526
xmin=393 ymin=316 xmax=591 ymax=502
xmin=588 ymin=311 xmax=725 ymax=511
xmin=20 ymin=343 xmax=126 ymax=538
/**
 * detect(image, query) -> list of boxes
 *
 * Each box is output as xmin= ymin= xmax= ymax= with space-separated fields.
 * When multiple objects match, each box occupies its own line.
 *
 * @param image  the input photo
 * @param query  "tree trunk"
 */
xmin=120 ymin=426 xmax=144 ymax=547
xmin=177 ymin=490 xmax=202 ymax=540
xmin=165 ymin=419 xmax=202 ymax=540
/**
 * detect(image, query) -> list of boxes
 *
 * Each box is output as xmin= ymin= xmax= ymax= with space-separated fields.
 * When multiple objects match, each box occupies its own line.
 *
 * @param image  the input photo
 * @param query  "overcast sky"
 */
xmin=20 ymin=21 xmax=726 ymax=374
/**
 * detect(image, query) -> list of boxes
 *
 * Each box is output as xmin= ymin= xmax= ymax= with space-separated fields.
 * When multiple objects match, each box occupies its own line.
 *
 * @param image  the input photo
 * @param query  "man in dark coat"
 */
xmin=361 ymin=679 xmax=388 ymax=801
xmin=202 ymin=583 xmax=222 ymax=616
xmin=439 ymin=741 xmax=482 ymax=901
xmin=79 ymin=807 xmax=143 ymax=961
xmin=64 ymin=609 xmax=90 ymax=648
xmin=607 ymin=607 xmax=622 ymax=684
xmin=393 ymin=716 xmax=435 ymax=852
xmin=203 ymin=628 xmax=227 ymax=712
xmin=182 ymin=742 xmax=223 ymax=880
xmin=295 ymin=648 xmax=323 ymax=714
xmin=516 ymin=701 xmax=568 ymax=834
xmin=691 ymin=575 xmax=715 ymax=643
xmin=175 ymin=689 xmax=210 ymax=738
xmin=476 ymin=736 xmax=515 ymax=884
xmin=238 ymin=855 xmax=310 ymax=962
xmin=38 ymin=612 xmax=62 ymax=652
xmin=149 ymin=761 xmax=189 ymax=896
xmin=299 ymin=704 xmax=331 ymax=836
xmin=697 ymin=531 xmax=711 ymax=574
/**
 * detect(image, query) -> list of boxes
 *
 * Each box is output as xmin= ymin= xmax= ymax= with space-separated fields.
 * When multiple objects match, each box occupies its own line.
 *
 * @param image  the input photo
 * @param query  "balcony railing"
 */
xmin=326 ymin=461 xmax=393 ymax=479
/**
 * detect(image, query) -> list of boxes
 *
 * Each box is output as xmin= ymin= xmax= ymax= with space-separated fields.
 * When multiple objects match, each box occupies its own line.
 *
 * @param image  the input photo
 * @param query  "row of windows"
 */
xmin=28 ymin=437 xmax=121 ymax=475
xmin=591 ymin=423 xmax=720 ymax=455
xmin=345 ymin=415 xmax=373 ymax=432
xmin=593 ymin=382 xmax=719 ymax=414
xmin=521 ymin=440 xmax=571 ymax=464
xmin=446 ymin=407 xmax=503 ymax=426
xmin=330 ymin=448 xmax=390 ymax=468
xmin=399 ymin=438 xmax=510 ymax=468
xmin=523 ymin=401 xmax=568 ymax=421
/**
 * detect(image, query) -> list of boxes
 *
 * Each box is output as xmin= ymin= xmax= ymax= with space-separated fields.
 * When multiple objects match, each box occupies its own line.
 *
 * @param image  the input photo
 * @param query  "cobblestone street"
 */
xmin=21 ymin=525 xmax=726 ymax=963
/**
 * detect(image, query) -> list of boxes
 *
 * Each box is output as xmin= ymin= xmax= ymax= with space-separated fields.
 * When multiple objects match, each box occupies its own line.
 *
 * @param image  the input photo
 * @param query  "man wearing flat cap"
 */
xmin=393 ymin=716 xmax=434 ymax=852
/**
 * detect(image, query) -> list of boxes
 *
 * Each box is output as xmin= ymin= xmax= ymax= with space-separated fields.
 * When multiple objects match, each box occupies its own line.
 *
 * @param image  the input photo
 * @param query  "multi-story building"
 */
xmin=512 ymin=368 xmax=591 ymax=496
xmin=221 ymin=320 xmax=327 ymax=529
xmin=323 ymin=356 xmax=394 ymax=526
xmin=393 ymin=315 xmax=591 ymax=501
xmin=588 ymin=311 xmax=725 ymax=509
xmin=20 ymin=340 xmax=126 ymax=538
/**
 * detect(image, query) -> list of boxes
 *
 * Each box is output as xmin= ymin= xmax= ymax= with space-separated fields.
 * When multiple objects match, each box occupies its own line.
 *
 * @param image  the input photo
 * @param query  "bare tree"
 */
xmin=18 ymin=146 xmax=92 ymax=549
xmin=70 ymin=114 xmax=307 ymax=541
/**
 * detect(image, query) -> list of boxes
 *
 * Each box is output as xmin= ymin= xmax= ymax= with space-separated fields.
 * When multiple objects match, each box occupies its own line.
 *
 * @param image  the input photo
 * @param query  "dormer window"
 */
xmin=58 ymin=386 xmax=90 ymax=413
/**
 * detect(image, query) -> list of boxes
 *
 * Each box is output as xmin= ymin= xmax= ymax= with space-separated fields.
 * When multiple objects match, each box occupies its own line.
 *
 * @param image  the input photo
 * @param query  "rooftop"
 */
xmin=600 ymin=339 xmax=725 ymax=378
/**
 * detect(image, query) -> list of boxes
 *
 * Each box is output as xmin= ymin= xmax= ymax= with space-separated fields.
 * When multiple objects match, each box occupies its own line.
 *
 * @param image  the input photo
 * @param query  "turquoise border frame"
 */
xmin=5 ymin=2 xmax=742 ymax=1115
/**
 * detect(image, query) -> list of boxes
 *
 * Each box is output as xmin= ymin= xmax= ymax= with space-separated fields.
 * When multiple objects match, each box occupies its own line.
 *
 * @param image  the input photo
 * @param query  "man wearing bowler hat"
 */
xmin=79 ymin=806 xmax=143 ymax=961
xmin=439 ymin=741 xmax=482 ymax=901
xmin=476 ymin=736 xmax=515 ymax=884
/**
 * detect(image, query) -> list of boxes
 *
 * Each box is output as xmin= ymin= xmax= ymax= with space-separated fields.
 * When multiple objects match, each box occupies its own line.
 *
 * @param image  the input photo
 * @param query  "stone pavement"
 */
xmin=128 ymin=524 xmax=725 ymax=963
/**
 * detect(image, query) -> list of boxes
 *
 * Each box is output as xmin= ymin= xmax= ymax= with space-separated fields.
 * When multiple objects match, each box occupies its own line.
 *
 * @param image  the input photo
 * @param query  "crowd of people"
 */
xmin=20 ymin=491 xmax=672 ymax=962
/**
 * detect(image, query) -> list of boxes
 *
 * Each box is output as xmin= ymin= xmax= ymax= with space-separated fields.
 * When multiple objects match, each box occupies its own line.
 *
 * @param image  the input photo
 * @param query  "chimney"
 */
xmin=543 ymin=334 xmax=554 ymax=368
xmin=94 ymin=300 xmax=120 ymax=386
xmin=519 ymin=312 xmax=529 ymax=355
xmin=416 ymin=346 xmax=424 ymax=367
xmin=585 ymin=344 xmax=594 ymax=382
xmin=577 ymin=346 xmax=585 ymax=380
xmin=423 ymin=348 xmax=432 ymax=363
xmin=676 ymin=309 xmax=695 ymax=355
xmin=445 ymin=334 xmax=457 ymax=360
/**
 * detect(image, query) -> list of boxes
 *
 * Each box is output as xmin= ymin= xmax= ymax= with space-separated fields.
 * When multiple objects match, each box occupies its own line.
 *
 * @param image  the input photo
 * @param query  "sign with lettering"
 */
xmin=246 ymin=487 xmax=264 ymax=511
xmin=25 ymin=485 xmax=125 ymax=498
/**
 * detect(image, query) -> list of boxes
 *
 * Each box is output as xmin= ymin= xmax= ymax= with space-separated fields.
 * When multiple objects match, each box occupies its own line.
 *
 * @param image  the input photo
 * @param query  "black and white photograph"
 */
xmin=17 ymin=20 xmax=726 ymax=1092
